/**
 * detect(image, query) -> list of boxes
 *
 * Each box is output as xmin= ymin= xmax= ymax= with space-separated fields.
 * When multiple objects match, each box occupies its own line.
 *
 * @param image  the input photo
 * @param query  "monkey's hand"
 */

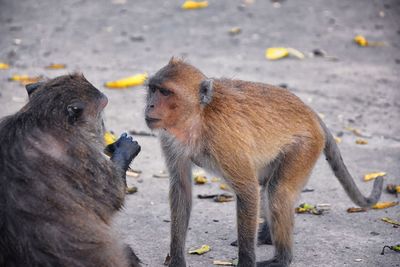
xmin=110 ymin=133 xmax=141 ymax=172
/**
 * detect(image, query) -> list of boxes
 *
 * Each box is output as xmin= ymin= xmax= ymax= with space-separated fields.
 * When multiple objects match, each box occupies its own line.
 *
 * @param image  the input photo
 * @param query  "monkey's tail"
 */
xmin=320 ymin=120 xmax=383 ymax=207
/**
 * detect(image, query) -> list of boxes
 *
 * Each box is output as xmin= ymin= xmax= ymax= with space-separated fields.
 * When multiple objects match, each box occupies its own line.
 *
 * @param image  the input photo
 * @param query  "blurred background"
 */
xmin=0 ymin=1 xmax=399 ymax=266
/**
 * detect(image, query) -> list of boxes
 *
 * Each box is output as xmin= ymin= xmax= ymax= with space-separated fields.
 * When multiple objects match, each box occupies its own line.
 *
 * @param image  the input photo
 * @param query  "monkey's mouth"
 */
xmin=145 ymin=117 xmax=161 ymax=127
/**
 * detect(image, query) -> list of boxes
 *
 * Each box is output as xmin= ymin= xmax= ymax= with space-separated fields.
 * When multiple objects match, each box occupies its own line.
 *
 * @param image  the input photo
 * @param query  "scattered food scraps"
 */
xmin=219 ymin=183 xmax=229 ymax=190
xmin=228 ymin=27 xmax=241 ymax=36
xmin=9 ymin=74 xmax=42 ymax=85
xmin=126 ymin=170 xmax=141 ymax=177
xmin=265 ymin=47 xmax=304 ymax=60
xmin=347 ymin=207 xmax=368 ymax=213
xmin=214 ymin=194 xmax=234 ymax=203
xmin=129 ymin=129 xmax=156 ymax=137
xmin=381 ymin=217 xmax=400 ymax=227
xmin=0 ymin=62 xmax=10 ymax=69
xmin=213 ymin=259 xmax=238 ymax=266
xmin=386 ymin=184 xmax=400 ymax=195
xmin=182 ymin=0 xmax=208 ymax=9
xmin=211 ymin=177 xmax=221 ymax=182
xmin=354 ymin=35 xmax=385 ymax=47
xmin=355 ymin=138 xmax=368 ymax=145
xmin=372 ymin=201 xmax=398 ymax=209
xmin=126 ymin=186 xmax=138 ymax=194
xmin=381 ymin=244 xmax=400 ymax=255
xmin=188 ymin=244 xmax=211 ymax=255
xmin=194 ymin=175 xmax=208 ymax=184
xmin=45 ymin=63 xmax=66 ymax=69
xmin=344 ymin=127 xmax=363 ymax=137
xmin=364 ymin=172 xmax=386 ymax=181
xmin=153 ymin=170 xmax=169 ymax=178
xmin=334 ymin=137 xmax=342 ymax=144
xmin=295 ymin=203 xmax=324 ymax=215
xmin=105 ymin=73 xmax=147 ymax=88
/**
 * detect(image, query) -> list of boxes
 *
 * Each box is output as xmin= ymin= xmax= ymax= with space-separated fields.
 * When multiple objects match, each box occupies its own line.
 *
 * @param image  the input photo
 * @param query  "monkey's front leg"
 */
xmin=234 ymin=179 xmax=260 ymax=267
xmin=110 ymin=133 xmax=141 ymax=180
xmin=168 ymin=158 xmax=192 ymax=267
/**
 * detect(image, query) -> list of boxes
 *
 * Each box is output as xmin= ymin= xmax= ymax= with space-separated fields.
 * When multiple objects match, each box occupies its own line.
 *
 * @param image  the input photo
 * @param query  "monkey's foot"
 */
xmin=256 ymin=258 xmax=288 ymax=267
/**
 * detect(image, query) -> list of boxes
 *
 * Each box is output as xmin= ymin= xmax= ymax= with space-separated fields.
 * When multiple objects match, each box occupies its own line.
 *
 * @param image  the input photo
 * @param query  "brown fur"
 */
xmin=145 ymin=59 xmax=383 ymax=267
xmin=0 ymin=74 xmax=141 ymax=267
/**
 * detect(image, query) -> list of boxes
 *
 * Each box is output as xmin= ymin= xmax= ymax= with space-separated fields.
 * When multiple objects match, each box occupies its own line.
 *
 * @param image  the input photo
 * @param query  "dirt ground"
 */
xmin=0 ymin=0 xmax=399 ymax=266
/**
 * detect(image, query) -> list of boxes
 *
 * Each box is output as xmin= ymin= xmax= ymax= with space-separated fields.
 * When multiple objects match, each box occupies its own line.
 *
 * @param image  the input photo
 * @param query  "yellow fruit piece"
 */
xmin=9 ymin=74 xmax=30 ymax=81
xmin=9 ymin=75 xmax=41 ymax=85
xmin=194 ymin=175 xmax=208 ymax=184
xmin=286 ymin=48 xmax=305 ymax=59
xmin=372 ymin=201 xmax=399 ymax=209
xmin=45 ymin=63 xmax=66 ymax=69
xmin=188 ymin=244 xmax=211 ymax=255
xmin=334 ymin=137 xmax=342 ymax=144
xmin=364 ymin=172 xmax=386 ymax=181
xmin=105 ymin=73 xmax=148 ymax=89
xmin=211 ymin=177 xmax=221 ymax=182
xmin=104 ymin=131 xmax=117 ymax=146
xmin=0 ymin=62 xmax=10 ymax=69
xmin=354 ymin=35 xmax=368 ymax=46
xmin=355 ymin=138 xmax=368 ymax=145
xmin=219 ymin=183 xmax=229 ymax=190
xmin=265 ymin=47 xmax=289 ymax=60
xmin=182 ymin=0 xmax=208 ymax=9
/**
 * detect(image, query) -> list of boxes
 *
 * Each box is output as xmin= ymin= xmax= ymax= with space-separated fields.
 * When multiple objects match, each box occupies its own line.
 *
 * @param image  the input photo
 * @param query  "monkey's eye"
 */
xmin=159 ymin=88 xmax=172 ymax=96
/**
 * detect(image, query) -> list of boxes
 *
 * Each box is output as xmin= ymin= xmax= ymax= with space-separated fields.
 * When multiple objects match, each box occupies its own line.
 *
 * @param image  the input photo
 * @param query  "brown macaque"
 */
xmin=0 ymin=74 xmax=141 ymax=267
xmin=145 ymin=59 xmax=383 ymax=267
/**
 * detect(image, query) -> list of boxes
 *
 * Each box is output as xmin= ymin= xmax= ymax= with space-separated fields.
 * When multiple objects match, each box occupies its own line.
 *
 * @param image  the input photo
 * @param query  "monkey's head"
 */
xmin=24 ymin=74 xmax=108 ymax=138
xmin=146 ymin=58 xmax=213 ymax=133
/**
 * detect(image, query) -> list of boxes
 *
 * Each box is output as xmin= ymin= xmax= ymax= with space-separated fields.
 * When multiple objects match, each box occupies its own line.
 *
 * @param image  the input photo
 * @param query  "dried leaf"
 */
xmin=364 ymin=172 xmax=386 ymax=181
xmin=381 ymin=217 xmax=400 ymax=226
xmin=355 ymin=138 xmax=368 ymax=145
xmin=194 ymin=175 xmax=208 ymax=184
xmin=45 ymin=63 xmax=66 ymax=69
xmin=105 ymin=73 xmax=148 ymax=89
xmin=372 ymin=201 xmax=399 ymax=209
xmin=182 ymin=1 xmax=208 ymax=9
xmin=347 ymin=207 xmax=368 ymax=213
xmin=188 ymin=244 xmax=211 ymax=255
xmin=0 ymin=62 xmax=10 ymax=69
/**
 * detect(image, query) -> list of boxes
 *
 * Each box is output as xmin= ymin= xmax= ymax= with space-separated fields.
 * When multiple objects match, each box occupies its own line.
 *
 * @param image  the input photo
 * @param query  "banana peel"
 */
xmin=105 ymin=73 xmax=148 ymax=89
xmin=381 ymin=217 xmax=400 ymax=227
xmin=364 ymin=172 xmax=386 ymax=181
xmin=188 ymin=244 xmax=210 ymax=255
xmin=265 ymin=47 xmax=305 ymax=60
xmin=104 ymin=131 xmax=117 ymax=146
xmin=355 ymin=138 xmax=368 ymax=145
xmin=354 ymin=35 xmax=385 ymax=47
xmin=45 ymin=63 xmax=66 ymax=69
xmin=213 ymin=259 xmax=238 ymax=266
xmin=0 ymin=62 xmax=10 ymax=69
xmin=381 ymin=244 xmax=400 ymax=255
xmin=182 ymin=1 xmax=208 ymax=9
xmin=372 ymin=201 xmax=399 ymax=209
xmin=386 ymin=184 xmax=400 ymax=195
xmin=295 ymin=203 xmax=324 ymax=215
xmin=347 ymin=207 xmax=367 ymax=213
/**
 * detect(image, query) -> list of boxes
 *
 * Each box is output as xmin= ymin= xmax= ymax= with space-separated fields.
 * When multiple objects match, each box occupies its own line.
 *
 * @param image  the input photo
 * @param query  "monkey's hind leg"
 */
xmin=257 ymin=141 xmax=322 ymax=267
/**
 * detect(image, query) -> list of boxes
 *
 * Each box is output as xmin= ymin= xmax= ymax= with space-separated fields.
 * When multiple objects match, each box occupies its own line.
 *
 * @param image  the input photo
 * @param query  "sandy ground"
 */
xmin=0 ymin=0 xmax=399 ymax=266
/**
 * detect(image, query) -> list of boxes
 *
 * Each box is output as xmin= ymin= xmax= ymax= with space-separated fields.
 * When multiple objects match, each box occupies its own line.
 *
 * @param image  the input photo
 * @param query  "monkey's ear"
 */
xmin=199 ymin=79 xmax=214 ymax=105
xmin=25 ymin=82 xmax=44 ymax=96
xmin=67 ymin=102 xmax=84 ymax=123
